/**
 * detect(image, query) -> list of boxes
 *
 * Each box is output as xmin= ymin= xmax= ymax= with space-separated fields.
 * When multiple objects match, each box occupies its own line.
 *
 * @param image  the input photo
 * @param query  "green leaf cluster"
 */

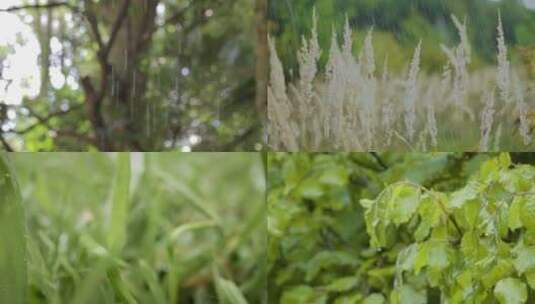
xmin=362 ymin=153 xmax=535 ymax=303
xmin=269 ymin=152 xmax=535 ymax=303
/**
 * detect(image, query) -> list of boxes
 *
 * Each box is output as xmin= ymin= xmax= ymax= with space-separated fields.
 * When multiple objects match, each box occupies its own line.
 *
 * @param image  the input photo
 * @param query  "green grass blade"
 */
xmin=72 ymin=261 xmax=111 ymax=304
xmin=169 ymin=220 xmax=217 ymax=241
xmin=0 ymin=154 xmax=26 ymax=304
xmin=107 ymin=153 xmax=131 ymax=255
xmin=214 ymin=272 xmax=249 ymax=304
xmin=152 ymin=169 xmax=219 ymax=222
xmin=138 ymin=260 xmax=167 ymax=304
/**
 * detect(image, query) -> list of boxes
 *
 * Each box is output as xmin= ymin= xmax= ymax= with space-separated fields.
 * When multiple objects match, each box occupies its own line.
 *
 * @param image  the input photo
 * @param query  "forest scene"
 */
xmin=0 ymin=0 xmax=267 ymax=151
xmin=268 ymin=0 xmax=535 ymax=151
xmin=268 ymin=152 xmax=535 ymax=303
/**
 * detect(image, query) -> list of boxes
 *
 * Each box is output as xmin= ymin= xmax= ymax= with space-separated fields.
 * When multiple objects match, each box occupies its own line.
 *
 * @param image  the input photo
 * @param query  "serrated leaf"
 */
xmin=482 ymin=259 xmax=514 ymax=289
xmin=480 ymin=157 xmax=503 ymax=182
xmin=397 ymin=244 xmax=418 ymax=271
xmin=462 ymin=199 xmax=480 ymax=230
xmin=513 ymin=243 xmax=535 ymax=274
xmin=460 ymin=231 xmax=488 ymax=263
xmin=414 ymin=221 xmax=431 ymax=241
xmin=520 ymin=196 xmax=535 ymax=230
xmin=449 ymin=181 xmax=480 ymax=209
xmin=427 ymin=241 xmax=449 ymax=271
xmin=362 ymin=183 xmax=420 ymax=248
xmin=418 ymin=194 xmax=443 ymax=227
xmin=509 ymin=196 xmax=524 ymax=230
xmin=414 ymin=243 xmax=428 ymax=274
xmin=389 ymin=184 xmax=420 ymax=225
xmin=494 ymin=278 xmax=527 ymax=304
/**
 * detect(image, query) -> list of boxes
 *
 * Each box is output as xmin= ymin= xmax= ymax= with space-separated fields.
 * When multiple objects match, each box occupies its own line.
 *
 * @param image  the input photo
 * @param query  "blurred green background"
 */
xmin=269 ymin=0 xmax=535 ymax=74
xmin=9 ymin=152 xmax=265 ymax=304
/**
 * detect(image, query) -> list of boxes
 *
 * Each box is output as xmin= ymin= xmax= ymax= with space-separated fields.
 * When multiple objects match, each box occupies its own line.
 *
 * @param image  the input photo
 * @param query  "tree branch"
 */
xmin=370 ymin=152 xmax=388 ymax=170
xmin=4 ymin=104 xmax=95 ymax=149
xmin=81 ymin=77 xmax=109 ymax=150
xmin=102 ymin=0 xmax=131 ymax=60
xmin=54 ymin=129 xmax=97 ymax=146
xmin=0 ymin=1 xmax=75 ymax=12
xmin=219 ymin=124 xmax=260 ymax=151
xmin=14 ymin=104 xmax=82 ymax=135
xmin=0 ymin=134 xmax=14 ymax=152
xmin=83 ymin=0 xmax=104 ymax=51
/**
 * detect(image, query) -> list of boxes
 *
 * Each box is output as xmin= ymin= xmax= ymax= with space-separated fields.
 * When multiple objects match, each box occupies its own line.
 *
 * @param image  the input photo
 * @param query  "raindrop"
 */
xmin=111 ymin=65 xmax=115 ymax=97
xmin=145 ymin=103 xmax=151 ymax=138
xmin=124 ymin=49 xmax=128 ymax=73
xmin=133 ymin=71 xmax=136 ymax=97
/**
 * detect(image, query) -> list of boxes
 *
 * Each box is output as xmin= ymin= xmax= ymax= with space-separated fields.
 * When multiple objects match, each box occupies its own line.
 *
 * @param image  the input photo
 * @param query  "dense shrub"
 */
xmin=268 ymin=152 xmax=535 ymax=303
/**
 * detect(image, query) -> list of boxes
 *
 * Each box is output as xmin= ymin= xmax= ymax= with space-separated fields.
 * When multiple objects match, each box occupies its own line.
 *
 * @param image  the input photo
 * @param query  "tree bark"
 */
xmin=255 ymin=0 xmax=268 ymax=120
xmin=34 ymin=0 xmax=53 ymax=99
xmin=81 ymin=0 xmax=159 ymax=150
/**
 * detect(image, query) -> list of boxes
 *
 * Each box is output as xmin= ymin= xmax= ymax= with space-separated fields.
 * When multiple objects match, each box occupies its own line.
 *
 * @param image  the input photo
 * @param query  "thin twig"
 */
xmin=0 ymin=1 xmax=75 ymax=12
xmin=14 ymin=104 xmax=82 ymax=135
xmin=370 ymin=152 xmax=388 ymax=170
xmin=0 ymin=134 xmax=13 ymax=151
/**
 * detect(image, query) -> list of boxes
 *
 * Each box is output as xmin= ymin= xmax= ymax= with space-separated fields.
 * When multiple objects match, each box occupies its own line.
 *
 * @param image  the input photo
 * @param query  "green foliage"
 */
xmin=107 ymin=153 xmax=131 ymax=254
xmin=0 ymin=154 xmax=26 ymax=304
xmin=9 ymin=152 xmax=265 ymax=303
xmin=268 ymin=152 xmax=535 ymax=303
xmin=269 ymin=0 xmax=535 ymax=73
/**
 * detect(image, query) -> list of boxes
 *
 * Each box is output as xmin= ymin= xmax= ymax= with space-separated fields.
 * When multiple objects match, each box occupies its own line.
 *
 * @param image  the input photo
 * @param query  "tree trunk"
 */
xmin=255 ymin=0 xmax=268 ymax=120
xmin=34 ymin=0 xmax=52 ymax=99
xmin=82 ymin=0 xmax=159 ymax=151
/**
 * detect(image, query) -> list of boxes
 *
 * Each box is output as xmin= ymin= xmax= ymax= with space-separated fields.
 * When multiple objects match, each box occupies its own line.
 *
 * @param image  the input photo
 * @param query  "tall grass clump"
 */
xmin=8 ymin=153 xmax=266 ymax=304
xmin=268 ymin=11 xmax=534 ymax=151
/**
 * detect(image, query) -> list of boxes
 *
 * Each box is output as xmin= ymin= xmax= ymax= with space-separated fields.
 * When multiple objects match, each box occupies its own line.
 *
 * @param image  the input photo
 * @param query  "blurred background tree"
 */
xmin=269 ymin=0 xmax=535 ymax=76
xmin=0 ymin=0 xmax=266 ymax=151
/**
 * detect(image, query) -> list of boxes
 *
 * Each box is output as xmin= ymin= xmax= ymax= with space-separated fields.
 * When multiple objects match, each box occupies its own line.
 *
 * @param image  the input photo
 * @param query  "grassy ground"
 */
xmin=8 ymin=153 xmax=266 ymax=304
